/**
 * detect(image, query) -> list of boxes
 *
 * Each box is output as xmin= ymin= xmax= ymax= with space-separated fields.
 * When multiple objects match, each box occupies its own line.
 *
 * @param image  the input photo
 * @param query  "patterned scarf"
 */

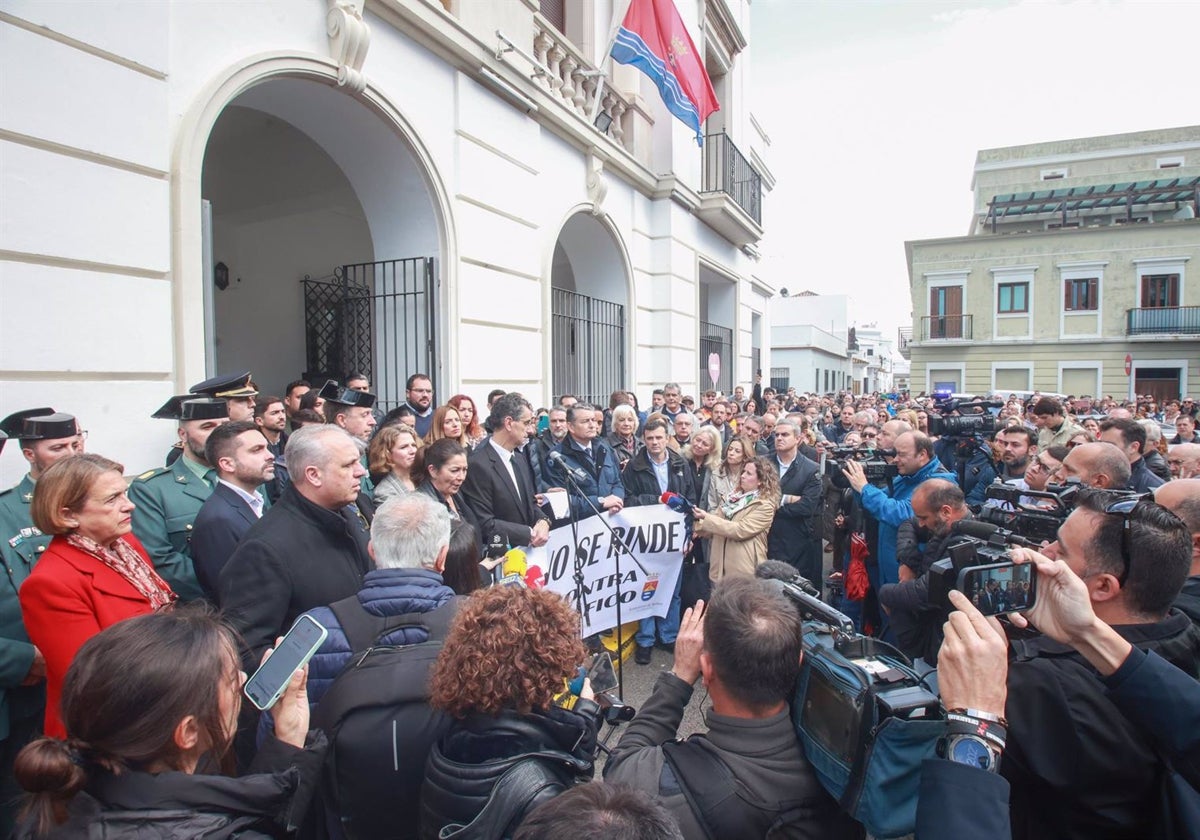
xmin=720 ymin=489 xmax=760 ymax=520
xmin=65 ymin=534 xmax=176 ymax=611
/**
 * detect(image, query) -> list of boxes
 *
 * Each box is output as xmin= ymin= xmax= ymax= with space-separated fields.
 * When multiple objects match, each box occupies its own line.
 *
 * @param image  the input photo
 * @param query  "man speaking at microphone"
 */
xmin=461 ymin=393 xmax=551 ymax=551
xmin=623 ymin=419 xmax=698 ymax=665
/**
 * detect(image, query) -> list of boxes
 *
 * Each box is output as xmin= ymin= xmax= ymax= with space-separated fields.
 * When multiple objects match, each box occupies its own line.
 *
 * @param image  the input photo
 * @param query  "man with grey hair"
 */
xmin=219 ymin=424 xmax=375 ymax=669
xmin=299 ymin=492 xmax=457 ymax=705
xmin=669 ymin=412 xmax=695 ymax=452
xmin=1169 ymin=443 xmax=1200 ymax=479
xmin=1137 ymin=419 xmax=1171 ymax=481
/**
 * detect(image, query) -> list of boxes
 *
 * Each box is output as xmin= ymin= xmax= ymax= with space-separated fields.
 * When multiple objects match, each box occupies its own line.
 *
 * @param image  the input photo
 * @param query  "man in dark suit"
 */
xmin=191 ymin=421 xmax=276 ymax=601
xmin=461 ymin=393 xmax=551 ymax=551
xmin=767 ymin=419 xmax=823 ymax=583
xmin=218 ymin=424 xmax=373 ymax=670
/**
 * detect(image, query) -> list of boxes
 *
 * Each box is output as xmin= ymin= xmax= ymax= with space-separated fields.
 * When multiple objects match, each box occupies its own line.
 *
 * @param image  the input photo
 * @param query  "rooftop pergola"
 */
xmin=985 ymin=176 xmax=1200 ymax=232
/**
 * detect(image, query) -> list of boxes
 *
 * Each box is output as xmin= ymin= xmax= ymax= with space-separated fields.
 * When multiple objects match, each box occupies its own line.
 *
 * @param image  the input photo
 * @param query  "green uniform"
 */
xmin=0 ymin=475 xmax=46 ymax=741
xmin=127 ymin=457 xmax=212 ymax=603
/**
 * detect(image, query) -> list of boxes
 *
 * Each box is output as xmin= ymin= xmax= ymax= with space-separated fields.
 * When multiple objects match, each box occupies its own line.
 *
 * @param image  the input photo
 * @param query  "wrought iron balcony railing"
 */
xmin=701 ymin=132 xmax=762 ymax=224
xmin=920 ymin=314 xmax=973 ymax=341
xmin=1126 ymin=306 xmax=1200 ymax=336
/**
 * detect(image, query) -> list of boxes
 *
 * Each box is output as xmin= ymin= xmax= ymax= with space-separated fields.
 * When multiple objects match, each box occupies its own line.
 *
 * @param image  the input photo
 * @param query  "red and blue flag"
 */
xmin=611 ymin=0 xmax=719 ymax=145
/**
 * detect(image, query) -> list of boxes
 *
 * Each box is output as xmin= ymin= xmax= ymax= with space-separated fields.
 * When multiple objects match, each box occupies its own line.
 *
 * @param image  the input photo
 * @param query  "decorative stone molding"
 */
xmin=326 ymin=0 xmax=371 ymax=93
xmin=587 ymin=150 xmax=607 ymax=215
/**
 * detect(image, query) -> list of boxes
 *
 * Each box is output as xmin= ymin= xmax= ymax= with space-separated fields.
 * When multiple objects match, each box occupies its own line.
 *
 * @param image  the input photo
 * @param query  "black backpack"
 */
xmin=311 ymin=596 xmax=459 ymax=840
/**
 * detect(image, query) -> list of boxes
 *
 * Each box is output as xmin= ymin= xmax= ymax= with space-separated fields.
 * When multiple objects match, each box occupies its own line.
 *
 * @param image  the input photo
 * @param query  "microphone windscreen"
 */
xmin=755 ymin=560 xmax=800 ymax=582
xmin=952 ymin=520 xmax=1002 ymax=541
xmin=502 ymin=547 xmax=527 ymax=577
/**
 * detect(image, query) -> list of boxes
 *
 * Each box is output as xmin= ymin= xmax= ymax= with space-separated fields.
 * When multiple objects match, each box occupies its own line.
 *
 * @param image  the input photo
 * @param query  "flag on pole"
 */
xmin=610 ymin=0 xmax=719 ymax=145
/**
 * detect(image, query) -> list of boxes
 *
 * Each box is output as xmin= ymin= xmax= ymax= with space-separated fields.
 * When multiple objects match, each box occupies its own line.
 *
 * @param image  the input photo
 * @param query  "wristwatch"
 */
xmin=937 ymin=732 xmax=1002 ymax=772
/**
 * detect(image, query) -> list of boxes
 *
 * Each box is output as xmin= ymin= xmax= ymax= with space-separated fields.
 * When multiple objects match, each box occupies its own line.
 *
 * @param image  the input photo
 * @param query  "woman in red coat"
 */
xmin=19 ymin=453 xmax=176 ymax=738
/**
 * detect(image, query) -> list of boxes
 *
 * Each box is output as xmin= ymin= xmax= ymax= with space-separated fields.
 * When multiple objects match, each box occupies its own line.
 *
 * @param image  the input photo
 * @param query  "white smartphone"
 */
xmin=243 ymin=615 xmax=327 ymax=711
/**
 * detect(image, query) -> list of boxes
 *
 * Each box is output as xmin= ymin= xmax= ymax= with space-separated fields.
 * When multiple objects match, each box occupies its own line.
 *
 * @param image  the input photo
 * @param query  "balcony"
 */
xmin=697 ymin=131 xmax=763 ymax=247
xmin=920 ymin=314 xmax=973 ymax=341
xmin=897 ymin=327 xmax=912 ymax=358
xmin=1126 ymin=306 xmax=1200 ymax=336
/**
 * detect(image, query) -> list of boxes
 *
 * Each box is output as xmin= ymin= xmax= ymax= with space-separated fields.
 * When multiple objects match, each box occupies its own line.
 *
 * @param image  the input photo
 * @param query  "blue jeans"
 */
xmin=636 ymin=571 xmax=682 ymax=647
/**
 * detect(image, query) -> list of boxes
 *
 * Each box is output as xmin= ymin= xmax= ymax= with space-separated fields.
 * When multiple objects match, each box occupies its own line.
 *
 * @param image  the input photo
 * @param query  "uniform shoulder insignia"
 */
xmin=0 ymin=486 xmax=14 ymax=499
xmin=135 ymin=468 xmax=169 ymax=482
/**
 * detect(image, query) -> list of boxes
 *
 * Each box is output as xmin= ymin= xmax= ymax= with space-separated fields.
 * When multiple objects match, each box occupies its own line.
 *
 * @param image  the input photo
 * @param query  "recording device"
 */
xmin=244 ymin=615 xmax=327 ymax=711
xmin=927 ymin=520 xmax=1038 ymax=613
xmin=485 ymin=534 xmax=508 ymax=561
xmin=977 ymin=481 xmax=1080 ymax=544
xmin=548 ymin=450 xmax=589 ymax=482
xmin=660 ymin=490 xmax=696 ymax=518
xmin=755 ymin=559 xmax=822 ymax=598
xmin=925 ymin=397 xmax=1003 ymax=438
xmin=825 ymin=445 xmax=898 ymax=491
xmin=497 ymin=547 xmax=545 ymax=589
xmin=958 ymin=561 xmax=1037 ymax=617
xmin=585 ymin=651 xmax=619 ymax=695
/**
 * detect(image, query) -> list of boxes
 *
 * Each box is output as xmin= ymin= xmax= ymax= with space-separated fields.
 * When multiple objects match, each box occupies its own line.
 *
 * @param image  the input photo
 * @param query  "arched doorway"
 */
xmin=550 ymin=212 xmax=632 ymax=405
xmin=196 ymin=75 xmax=444 ymax=409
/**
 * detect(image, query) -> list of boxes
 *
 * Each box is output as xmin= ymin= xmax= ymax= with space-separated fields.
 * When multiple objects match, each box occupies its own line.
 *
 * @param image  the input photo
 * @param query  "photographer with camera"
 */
xmin=1000 ymin=490 xmax=1199 ymax=839
xmin=604 ymin=579 xmax=860 ymax=839
xmin=842 ymin=431 xmax=956 ymax=589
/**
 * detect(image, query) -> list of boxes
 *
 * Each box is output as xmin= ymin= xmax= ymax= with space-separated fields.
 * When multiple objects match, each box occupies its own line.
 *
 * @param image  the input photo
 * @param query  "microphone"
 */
xmin=754 ymin=560 xmax=821 ymax=597
xmin=951 ymin=519 xmax=1039 ymax=548
xmin=660 ymin=491 xmax=696 ymax=518
xmin=502 ymin=547 xmax=527 ymax=577
xmin=548 ymin=450 xmax=589 ymax=482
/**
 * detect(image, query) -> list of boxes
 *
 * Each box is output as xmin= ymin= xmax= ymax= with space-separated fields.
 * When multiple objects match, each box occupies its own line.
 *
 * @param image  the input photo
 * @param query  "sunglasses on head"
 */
xmin=1103 ymin=498 xmax=1140 ymax=586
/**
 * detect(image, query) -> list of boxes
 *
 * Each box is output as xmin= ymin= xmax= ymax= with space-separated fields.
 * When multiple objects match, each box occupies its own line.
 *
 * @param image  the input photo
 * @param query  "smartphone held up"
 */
xmin=244 ymin=615 xmax=327 ymax=711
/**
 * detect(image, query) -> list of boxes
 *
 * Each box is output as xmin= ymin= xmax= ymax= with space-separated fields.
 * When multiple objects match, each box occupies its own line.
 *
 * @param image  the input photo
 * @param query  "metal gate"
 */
xmin=552 ymin=288 xmax=624 ymax=407
xmin=699 ymin=321 xmax=734 ymax=394
xmin=303 ymin=257 xmax=436 ymax=411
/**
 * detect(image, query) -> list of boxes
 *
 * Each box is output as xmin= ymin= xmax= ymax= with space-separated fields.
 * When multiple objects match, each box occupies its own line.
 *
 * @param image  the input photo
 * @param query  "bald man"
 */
xmin=1168 ymin=444 xmax=1200 ymax=479
xmin=1157 ymin=479 xmax=1200 ymax=627
xmin=1058 ymin=441 xmax=1132 ymax=490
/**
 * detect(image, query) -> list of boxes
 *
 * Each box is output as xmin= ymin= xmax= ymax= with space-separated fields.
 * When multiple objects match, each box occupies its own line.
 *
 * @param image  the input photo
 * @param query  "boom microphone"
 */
xmin=660 ymin=491 xmax=696 ymax=517
xmin=755 ymin=560 xmax=822 ymax=597
xmin=548 ymin=450 xmax=589 ymax=483
xmin=951 ymin=519 xmax=1039 ymax=548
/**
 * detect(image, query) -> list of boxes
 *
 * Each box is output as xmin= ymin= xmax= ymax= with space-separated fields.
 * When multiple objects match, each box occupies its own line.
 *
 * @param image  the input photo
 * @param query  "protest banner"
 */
xmin=524 ymin=505 xmax=688 ymax=636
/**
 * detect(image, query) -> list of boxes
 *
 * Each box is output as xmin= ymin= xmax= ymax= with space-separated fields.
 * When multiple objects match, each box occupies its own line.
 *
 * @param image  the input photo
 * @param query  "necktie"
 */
xmin=509 ymin=454 xmax=523 ymax=500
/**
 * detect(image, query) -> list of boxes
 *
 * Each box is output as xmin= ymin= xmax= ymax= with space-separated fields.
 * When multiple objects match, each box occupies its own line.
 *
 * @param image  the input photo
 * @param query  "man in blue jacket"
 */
xmin=842 ymin=431 xmax=956 ymax=587
xmin=543 ymin=404 xmax=625 ymax=521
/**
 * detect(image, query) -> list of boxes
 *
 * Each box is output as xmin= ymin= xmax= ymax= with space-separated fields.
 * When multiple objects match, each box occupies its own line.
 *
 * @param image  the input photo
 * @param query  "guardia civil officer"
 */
xmin=128 ymin=397 xmax=229 ymax=602
xmin=165 ymin=371 xmax=258 ymax=465
xmin=319 ymin=379 xmax=378 ymax=498
xmin=0 ymin=409 xmax=84 ymax=836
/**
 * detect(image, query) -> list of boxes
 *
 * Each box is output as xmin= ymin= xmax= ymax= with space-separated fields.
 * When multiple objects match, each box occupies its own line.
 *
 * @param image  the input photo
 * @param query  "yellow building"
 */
xmin=904 ymin=126 xmax=1200 ymax=402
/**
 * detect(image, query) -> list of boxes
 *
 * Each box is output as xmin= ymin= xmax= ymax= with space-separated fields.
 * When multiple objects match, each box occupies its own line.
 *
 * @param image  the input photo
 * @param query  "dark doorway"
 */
xmin=1135 ymin=367 xmax=1182 ymax=404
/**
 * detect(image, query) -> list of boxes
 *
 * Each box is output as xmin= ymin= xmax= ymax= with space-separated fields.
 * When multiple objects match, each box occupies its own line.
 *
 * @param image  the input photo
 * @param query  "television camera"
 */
xmin=824 ymin=445 xmax=898 ymax=491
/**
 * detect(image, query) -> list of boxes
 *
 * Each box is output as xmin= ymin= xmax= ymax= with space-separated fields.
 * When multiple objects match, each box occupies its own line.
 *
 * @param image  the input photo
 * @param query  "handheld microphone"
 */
xmin=548 ymin=450 xmax=589 ymax=482
xmin=502 ymin=547 xmax=527 ymax=578
xmin=660 ymin=491 xmax=696 ymax=518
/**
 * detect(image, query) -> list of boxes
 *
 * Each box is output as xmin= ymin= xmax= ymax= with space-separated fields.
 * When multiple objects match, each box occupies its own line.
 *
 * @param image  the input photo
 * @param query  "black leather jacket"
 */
xmin=420 ymin=701 xmax=600 ymax=840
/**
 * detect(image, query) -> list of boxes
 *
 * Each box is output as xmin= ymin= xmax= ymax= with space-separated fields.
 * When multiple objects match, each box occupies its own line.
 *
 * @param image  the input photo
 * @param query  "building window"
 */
xmin=1157 ymin=156 xmax=1184 ymax=169
xmin=1142 ymin=274 xmax=1180 ymax=308
xmin=539 ymin=0 xmax=565 ymax=31
xmin=1064 ymin=277 xmax=1098 ymax=311
xmin=1041 ymin=168 xmax=1068 ymax=180
xmin=998 ymin=282 xmax=1028 ymax=313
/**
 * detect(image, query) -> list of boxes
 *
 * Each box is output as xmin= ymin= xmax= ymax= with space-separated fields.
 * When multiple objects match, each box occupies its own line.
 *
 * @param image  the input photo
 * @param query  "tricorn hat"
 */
xmin=152 ymin=396 xmax=230 ymax=421
xmin=0 ymin=408 xmax=79 ymax=441
xmin=318 ymin=379 xmax=377 ymax=409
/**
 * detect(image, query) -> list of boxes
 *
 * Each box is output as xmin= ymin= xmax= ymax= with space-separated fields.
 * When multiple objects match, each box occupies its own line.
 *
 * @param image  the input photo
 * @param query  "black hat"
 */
xmin=152 ymin=396 xmax=230 ymax=421
xmin=189 ymin=371 xmax=258 ymax=399
xmin=0 ymin=408 xmax=80 ymax=441
xmin=318 ymin=379 xmax=377 ymax=409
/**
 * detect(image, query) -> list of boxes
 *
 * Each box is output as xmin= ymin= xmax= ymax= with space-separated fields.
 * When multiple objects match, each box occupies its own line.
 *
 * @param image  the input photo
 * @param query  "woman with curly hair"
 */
xmin=447 ymin=394 xmax=487 ymax=450
xmin=424 ymin=404 xmax=469 ymax=449
xmin=420 ymin=586 xmax=600 ymax=839
xmin=692 ymin=456 xmax=781 ymax=583
xmin=367 ymin=424 xmax=422 ymax=504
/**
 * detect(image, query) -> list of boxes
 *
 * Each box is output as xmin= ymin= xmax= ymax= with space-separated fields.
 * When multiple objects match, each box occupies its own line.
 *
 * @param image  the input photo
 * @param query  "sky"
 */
xmin=748 ymin=0 xmax=1200 ymax=340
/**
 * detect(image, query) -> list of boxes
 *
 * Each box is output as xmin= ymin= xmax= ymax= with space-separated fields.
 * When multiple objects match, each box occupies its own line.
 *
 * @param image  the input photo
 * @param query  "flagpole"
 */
xmin=589 ymin=0 xmax=636 ymax=122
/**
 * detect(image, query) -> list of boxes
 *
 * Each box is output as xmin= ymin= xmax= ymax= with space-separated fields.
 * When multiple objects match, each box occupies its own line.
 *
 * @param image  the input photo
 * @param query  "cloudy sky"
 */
xmin=749 ymin=0 xmax=1200 ymax=338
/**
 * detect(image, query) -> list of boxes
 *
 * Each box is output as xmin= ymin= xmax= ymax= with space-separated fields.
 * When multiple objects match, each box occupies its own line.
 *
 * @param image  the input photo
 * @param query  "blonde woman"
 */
xmin=682 ymin=426 xmax=722 ymax=512
xmin=368 ymin=424 xmax=422 ymax=504
xmin=693 ymin=456 xmax=781 ymax=582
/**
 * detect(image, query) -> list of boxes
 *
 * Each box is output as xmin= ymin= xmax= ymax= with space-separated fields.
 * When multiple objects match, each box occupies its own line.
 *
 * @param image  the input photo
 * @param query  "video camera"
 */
xmin=825 ymin=445 xmax=899 ymax=491
xmin=976 ymin=481 xmax=1080 ymax=544
xmin=926 ymin=520 xmax=1039 ymax=613
xmin=926 ymin=396 xmax=1004 ymax=438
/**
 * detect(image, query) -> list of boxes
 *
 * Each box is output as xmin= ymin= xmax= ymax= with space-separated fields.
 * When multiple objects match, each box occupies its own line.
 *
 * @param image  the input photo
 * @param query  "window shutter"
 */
xmin=540 ymin=0 xmax=565 ymax=32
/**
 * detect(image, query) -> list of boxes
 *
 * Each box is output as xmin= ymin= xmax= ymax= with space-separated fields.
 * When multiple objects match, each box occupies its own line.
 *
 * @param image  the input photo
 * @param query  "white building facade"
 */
xmin=768 ymin=293 xmax=852 ymax=394
xmin=0 ymin=0 xmax=774 ymax=483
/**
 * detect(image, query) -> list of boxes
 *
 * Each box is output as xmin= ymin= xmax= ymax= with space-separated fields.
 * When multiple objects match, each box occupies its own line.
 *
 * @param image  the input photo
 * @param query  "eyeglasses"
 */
xmin=1103 ymin=498 xmax=1140 ymax=586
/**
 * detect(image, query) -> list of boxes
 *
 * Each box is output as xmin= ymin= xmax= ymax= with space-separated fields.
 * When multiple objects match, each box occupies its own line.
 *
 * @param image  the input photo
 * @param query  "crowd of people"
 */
xmin=1 ymin=372 xmax=1200 ymax=838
